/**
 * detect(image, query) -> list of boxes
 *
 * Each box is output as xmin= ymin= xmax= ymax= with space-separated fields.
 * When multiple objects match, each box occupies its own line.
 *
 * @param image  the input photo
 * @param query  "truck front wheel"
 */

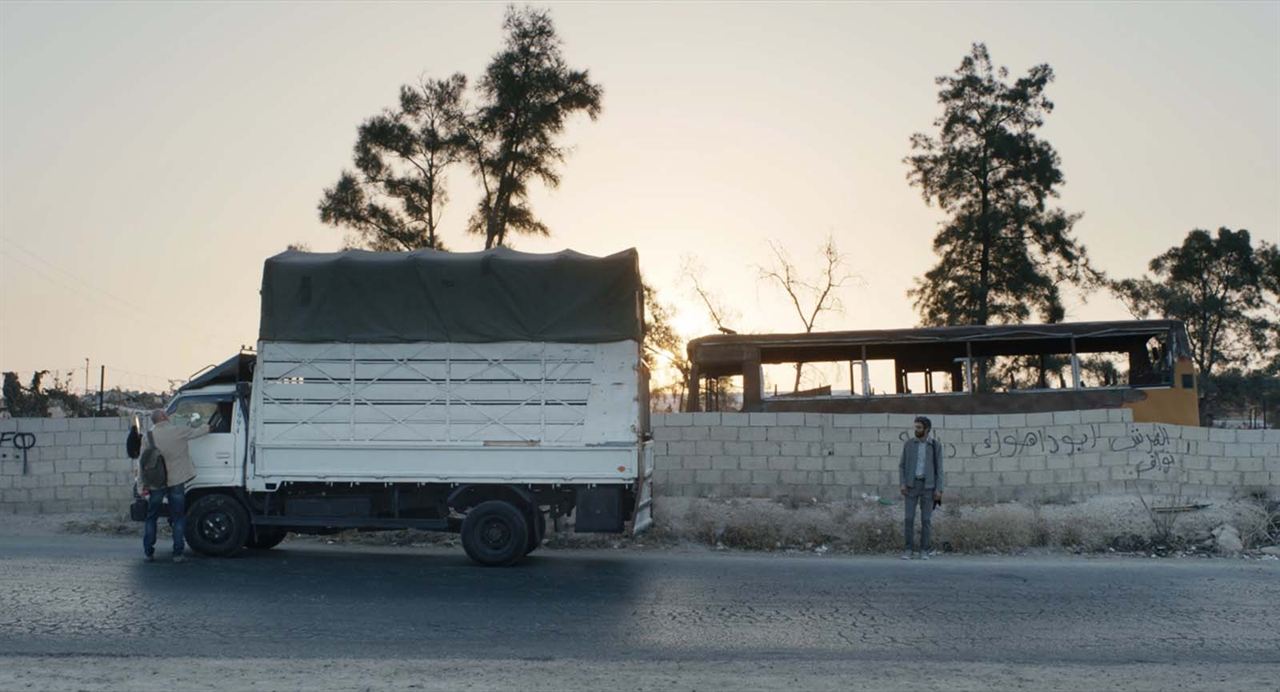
xmin=185 ymin=494 xmax=250 ymax=557
xmin=461 ymin=500 xmax=529 ymax=567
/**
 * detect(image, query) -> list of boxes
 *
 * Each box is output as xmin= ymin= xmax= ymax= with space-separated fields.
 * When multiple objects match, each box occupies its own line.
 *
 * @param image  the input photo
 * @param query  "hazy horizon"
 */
xmin=2 ymin=1 xmax=1277 ymax=395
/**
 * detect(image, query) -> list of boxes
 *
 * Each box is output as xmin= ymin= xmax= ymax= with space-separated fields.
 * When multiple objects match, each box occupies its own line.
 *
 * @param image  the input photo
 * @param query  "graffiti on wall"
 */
xmin=0 ymin=431 xmax=37 ymax=474
xmin=896 ymin=423 xmax=1181 ymax=474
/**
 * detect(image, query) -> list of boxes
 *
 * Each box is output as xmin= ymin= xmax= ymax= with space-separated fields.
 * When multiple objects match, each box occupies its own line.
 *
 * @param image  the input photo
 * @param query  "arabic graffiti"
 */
xmin=898 ymin=423 xmax=1105 ymax=459
xmin=0 ymin=431 xmax=38 ymax=474
xmin=895 ymin=423 xmax=1181 ymax=474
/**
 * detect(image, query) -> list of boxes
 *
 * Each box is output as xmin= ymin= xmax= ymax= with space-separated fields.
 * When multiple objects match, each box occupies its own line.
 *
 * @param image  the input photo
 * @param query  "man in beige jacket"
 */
xmin=142 ymin=409 xmax=210 ymax=562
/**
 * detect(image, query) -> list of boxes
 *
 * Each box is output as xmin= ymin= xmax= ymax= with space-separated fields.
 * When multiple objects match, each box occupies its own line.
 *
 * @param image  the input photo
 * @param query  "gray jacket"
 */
xmin=899 ymin=435 xmax=944 ymax=492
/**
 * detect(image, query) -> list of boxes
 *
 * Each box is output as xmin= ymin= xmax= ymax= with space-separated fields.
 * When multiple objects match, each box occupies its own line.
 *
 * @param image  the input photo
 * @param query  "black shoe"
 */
xmin=172 ymin=554 xmax=186 ymax=563
xmin=144 ymin=553 xmax=155 ymax=563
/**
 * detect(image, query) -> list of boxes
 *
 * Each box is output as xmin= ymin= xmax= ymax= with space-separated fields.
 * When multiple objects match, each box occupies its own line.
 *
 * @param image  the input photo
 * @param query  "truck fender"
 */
xmin=446 ymin=484 xmax=536 ymax=513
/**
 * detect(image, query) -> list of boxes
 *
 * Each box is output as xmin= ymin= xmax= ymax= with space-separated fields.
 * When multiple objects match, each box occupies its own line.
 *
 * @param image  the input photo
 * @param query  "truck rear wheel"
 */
xmin=461 ymin=500 xmax=529 ymax=567
xmin=185 ymin=494 xmax=249 ymax=557
xmin=246 ymin=527 xmax=288 ymax=550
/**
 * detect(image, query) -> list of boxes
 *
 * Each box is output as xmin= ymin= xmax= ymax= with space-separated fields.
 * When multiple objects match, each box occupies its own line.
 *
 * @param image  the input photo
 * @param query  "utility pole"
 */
xmin=98 ymin=365 xmax=105 ymax=415
xmin=84 ymin=358 xmax=90 ymax=396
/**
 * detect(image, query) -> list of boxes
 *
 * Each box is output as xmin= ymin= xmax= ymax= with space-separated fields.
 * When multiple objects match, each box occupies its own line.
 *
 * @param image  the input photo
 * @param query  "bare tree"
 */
xmin=758 ymin=235 xmax=855 ymax=392
xmin=680 ymin=257 xmax=739 ymax=334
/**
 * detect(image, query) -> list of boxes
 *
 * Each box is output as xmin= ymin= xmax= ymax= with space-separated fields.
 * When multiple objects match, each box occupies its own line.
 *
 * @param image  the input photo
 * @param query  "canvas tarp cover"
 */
xmin=258 ymin=248 xmax=642 ymax=343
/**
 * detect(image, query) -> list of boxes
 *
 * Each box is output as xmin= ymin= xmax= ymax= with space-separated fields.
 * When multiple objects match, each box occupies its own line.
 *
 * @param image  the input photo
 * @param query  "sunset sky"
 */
xmin=2 ymin=1 xmax=1277 ymax=395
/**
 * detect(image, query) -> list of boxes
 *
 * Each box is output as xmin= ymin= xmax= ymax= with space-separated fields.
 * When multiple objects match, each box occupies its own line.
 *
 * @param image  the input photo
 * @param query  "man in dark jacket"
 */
xmin=899 ymin=415 xmax=944 ymax=560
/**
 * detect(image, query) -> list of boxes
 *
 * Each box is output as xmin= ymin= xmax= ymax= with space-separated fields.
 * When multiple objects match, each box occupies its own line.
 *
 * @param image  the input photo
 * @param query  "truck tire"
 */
xmin=185 ymin=494 xmax=250 ymax=557
xmin=525 ymin=510 xmax=546 ymax=555
xmin=246 ymin=527 xmax=288 ymax=550
xmin=461 ymin=500 xmax=529 ymax=567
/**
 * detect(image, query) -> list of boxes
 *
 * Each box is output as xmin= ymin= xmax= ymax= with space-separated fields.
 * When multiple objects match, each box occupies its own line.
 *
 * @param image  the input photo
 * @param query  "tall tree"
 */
xmin=905 ymin=43 xmax=1099 ymax=328
xmin=642 ymin=283 xmax=691 ymax=412
xmin=467 ymin=6 xmax=603 ymax=249
xmin=1113 ymin=228 xmax=1280 ymax=390
xmin=319 ymin=74 xmax=467 ymax=250
xmin=758 ymin=236 xmax=854 ymax=392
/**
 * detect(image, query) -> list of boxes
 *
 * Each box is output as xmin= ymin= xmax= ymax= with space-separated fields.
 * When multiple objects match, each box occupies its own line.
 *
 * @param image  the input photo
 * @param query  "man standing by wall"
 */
xmin=899 ymin=415 xmax=943 ymax=560
xmin=141 ymin=409 xmax=209 ymax=562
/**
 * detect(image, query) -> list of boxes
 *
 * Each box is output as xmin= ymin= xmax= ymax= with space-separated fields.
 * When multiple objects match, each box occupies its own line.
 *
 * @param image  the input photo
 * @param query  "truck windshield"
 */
xmin=167 ymin=396 xmax=233 ymax=433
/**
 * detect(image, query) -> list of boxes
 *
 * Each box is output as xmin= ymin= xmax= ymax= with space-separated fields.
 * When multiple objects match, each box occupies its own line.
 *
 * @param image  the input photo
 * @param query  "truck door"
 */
xmin=166 ymin=393 xmax=239 ymax=489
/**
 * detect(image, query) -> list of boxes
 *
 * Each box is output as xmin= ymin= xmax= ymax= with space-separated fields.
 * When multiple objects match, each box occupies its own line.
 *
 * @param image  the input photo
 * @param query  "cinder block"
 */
xmin=666 ymin=441 xmax=695 ymax=456
xmin=832 ymin=414 xmax=859 ymax=428
xmin=30 ymin=462 xmax=56 ymax=476
xmin=1250 ymin=443 xmax=1277 ymax=458
xmin=822 ymin=427 xmax=851 ymax=443
xmin=857 ymin=413 xmax=888 ymax=427
xmin=720 ymin=413 xmax=749 ymax=426
xmin=709 ymin=426 xmax=739 ymax=441
xmin=694 ymin=469 xmax=722 ymax=484
xmin=1019 ymin=457 xmax=1047 ymax=471
xmin=749 ymin=413 xmax=777 ymax=427
xmin=1208 ymin=428 xmax=1236 ymax=443
xmin=803 ymin=413 xmax=827 ymax=427
xmin=795 ymin=457 xmax=824 ymax=471
xmin=776 ymin=413 xmax=805 ymax=426
xmin=53 ymin=431 xmax=80 ymax=446
xmin=887 ymin=413 xmax=915 ymax=428
xmin=1214 ymin=471 xmax=1241 ymax=486
xmin=998 ymin=413 xmax=1027 ymax=428
xmin=694 ymin=440 xmax=724 ymax=457
xmin=722 ymin=470 xmax=751 ymax=485
xmin=52 ymin=460 xmax=78 ymax=475
xmin=1180 ymin=426 xmax=1208 ymax=441
xmin=780 ymin=441 xmax=811 ymax=456
xmin=738 ymin=427 xmax=767 ymax=441
xmin=1199 ymin=441 xmax=1224 ymax=456
xmin=80 ymin=431 xmax=108 ymax=445
xmin=973 ymin=472 xmax=999 ymax=487
xmin=1109 ymin=408 xmax=1132 ymax=422
xmin=750 ymin=470 xmax=780 ymax=485
xmin=992 ymin=457 xmax=1019 ymax=472
xmin=710 ymin=455 xmax=737 ymax=471
xmin=767 ymin=456 xmax=798 ymax=470
xmin=1182 ymin=455 xmax=1209 ymax=470
xmin=690 ymin=413 xmax=721 ymax=426
xmin=1243 ymin=471 xmax=1269 ymax=486
xmin=94 ymin=417 xmax=123 ymax=431
xmin=1235 ymin=429 xmax=1263 ymax=443
xmin=861 ymin=442 xmax=889 ymax=456
xmin=64 ymin=472 xmax=90 ymax=486
xmin=1079 ymin=409 xmax=1109 ymax=424
xmin=1084 ymin=467 xmax=1110 ymax=482
xmin=682 ymin=456 xmax=711 ymax=470
xmin=1052 ymin=410 xmax=1082 ymax=425
xmin=963 ymin=458 xmax=991 ymax=473
xmin=738 ymin=456 xmax=768 ymax=470
xmin=968 ymin=414 xmax=997 ymax=430
xmin=88 ymin=472 xmax=118 ymax=485
xmin=795 ymin=427 xmax=823 ymax=441
xmin=766 ymin=427 xmax=796 ymax=442
xmin=1208 ymin=458 xmax=1236 ymax=473
xmin=880 ymin=457 xmax=900 ymax=471
xmin=29 ymin=488 xmax=55 ymax=501
xmin=91 ymin=444 xmax=119 ymax=458
xmin=1022 ymin=412 xmax=1053 ymax=427
xmin=41 ymin=447 xmax=66 ymax=461
xmin=652 ymin=427 xmax=680 ymax=442
xmin=723 ymin=442 xmax=752 ymax=456
xmin=1236 ymin=458 xmax=1264 ymax=473
xmin=779 ymin=470 xmax=808 ymax=485
xmin=1223 ymin=443 xmax=1251 ymax=458
xmin=55 ymin=486 xmax=83 ymax=500
xmin=1028 ymin=470 xmax=1054 ymax=485
xmin=681 ymin=427 xmax=711 ymax=441
xmin=824 ymin=457 xmax=853 ymax=471
xmin=752 ymin=441 xmax=781 ymax=456
xmin=850 ymin=428 xmax=880 ymax=442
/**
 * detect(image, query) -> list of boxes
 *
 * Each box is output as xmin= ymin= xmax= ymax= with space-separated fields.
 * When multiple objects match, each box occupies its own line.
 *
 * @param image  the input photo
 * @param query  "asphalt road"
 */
xmin=1 ymin=530 xmax=1278 ymax=690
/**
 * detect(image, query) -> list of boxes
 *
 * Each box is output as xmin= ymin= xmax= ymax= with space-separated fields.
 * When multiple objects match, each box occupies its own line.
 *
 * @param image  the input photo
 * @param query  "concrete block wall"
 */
xmin=651 ymin=411 xmax=1280 ymax=503
xmin=0 ymin=417 xmax=134 ymax=514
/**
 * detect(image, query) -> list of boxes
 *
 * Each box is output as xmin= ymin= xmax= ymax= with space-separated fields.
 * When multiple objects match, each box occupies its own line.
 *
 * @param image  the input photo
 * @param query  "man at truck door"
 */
xmin=899 ymin=415 xmax=944 ymax=560
xmin=141 ymin=409 xmax=210 ymax=563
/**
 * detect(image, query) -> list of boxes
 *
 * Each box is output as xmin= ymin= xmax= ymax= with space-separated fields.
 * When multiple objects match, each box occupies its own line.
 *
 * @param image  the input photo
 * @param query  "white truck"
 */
xmin=135 ymin=248 xmax=653 ymax=566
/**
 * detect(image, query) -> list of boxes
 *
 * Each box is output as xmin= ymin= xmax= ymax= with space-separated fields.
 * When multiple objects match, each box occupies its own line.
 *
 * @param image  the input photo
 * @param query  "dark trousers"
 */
xmin=143 ymin=482 xmax=187 ymax=557
xmin=904 ymin=478 xmax=934 ymax=552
